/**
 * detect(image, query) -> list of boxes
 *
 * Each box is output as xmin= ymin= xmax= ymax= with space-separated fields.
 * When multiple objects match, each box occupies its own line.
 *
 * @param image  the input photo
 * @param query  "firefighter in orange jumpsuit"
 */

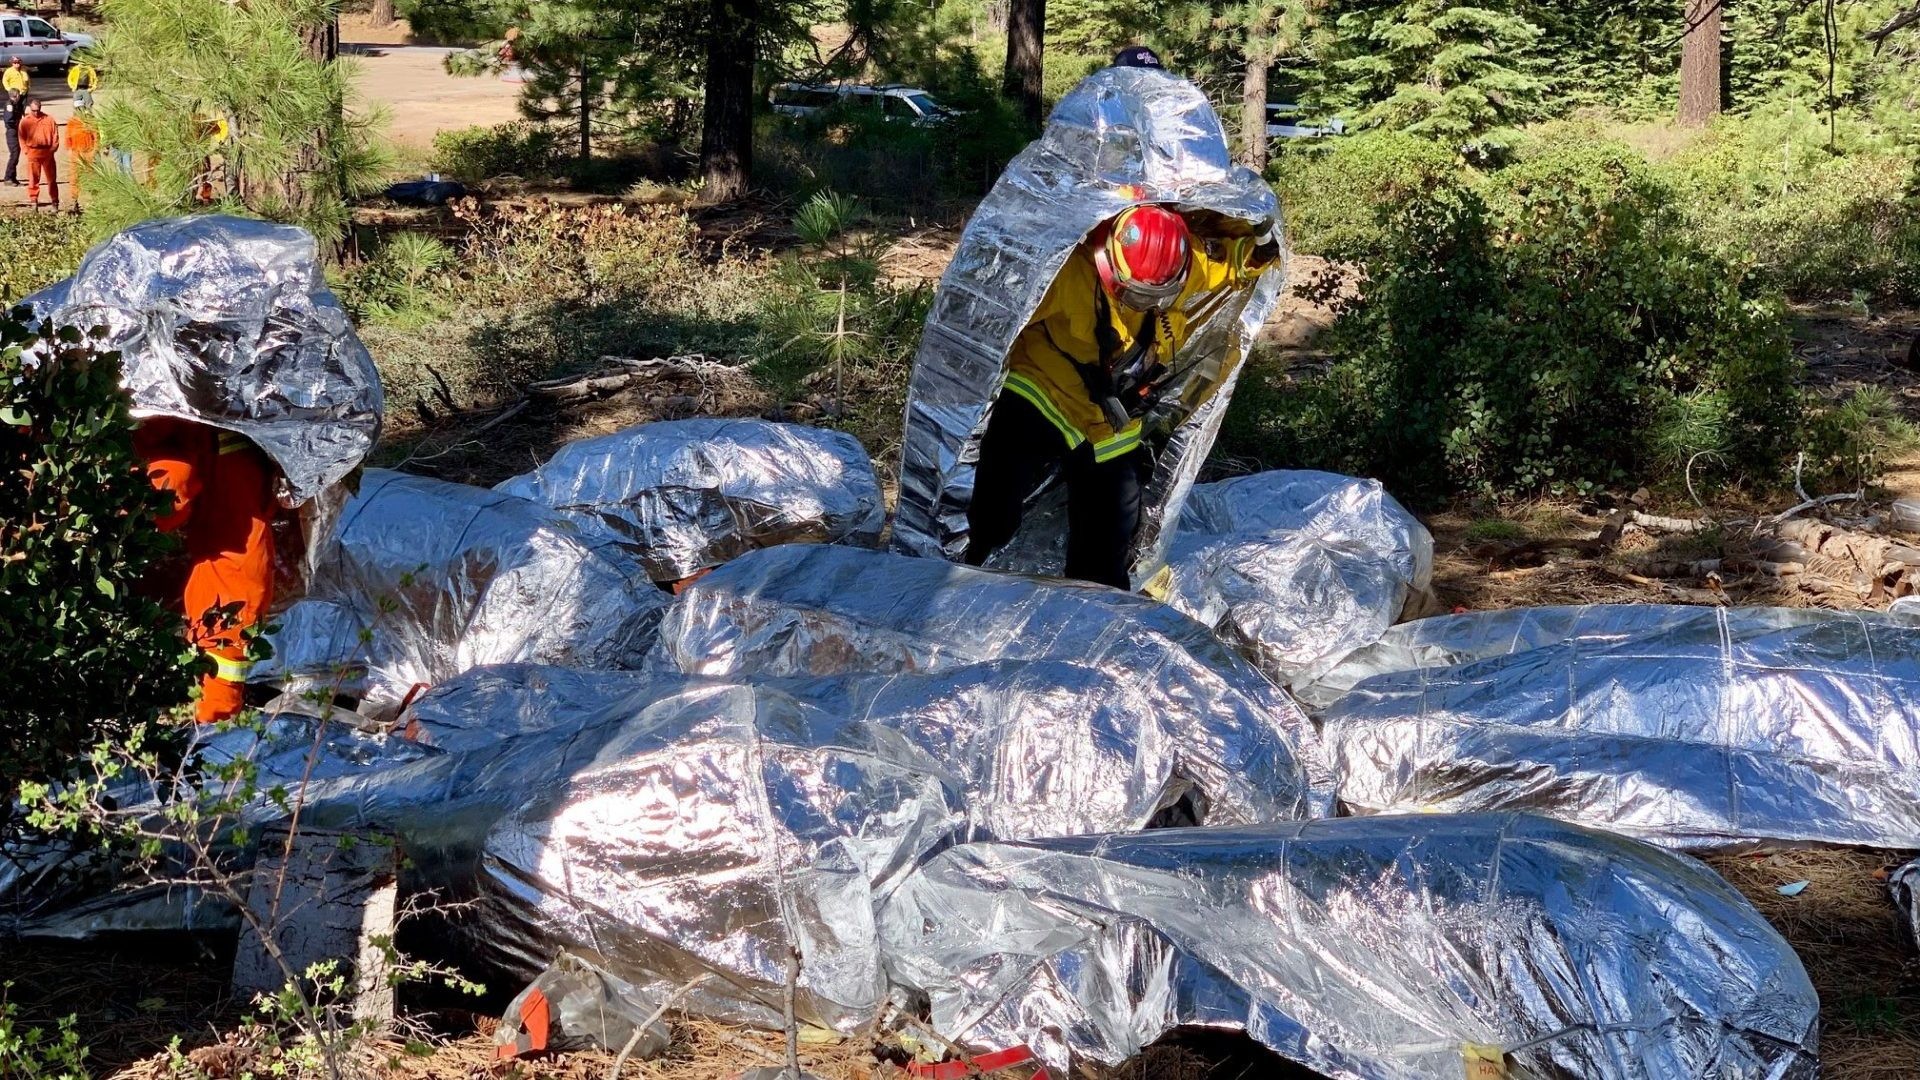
xmin=133 ymin=418 xmax=280 ymax=723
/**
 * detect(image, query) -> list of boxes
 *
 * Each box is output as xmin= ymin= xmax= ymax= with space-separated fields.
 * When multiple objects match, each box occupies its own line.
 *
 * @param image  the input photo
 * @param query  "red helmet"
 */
xmin=1095 ymin=204 xmax=1191 ymax=310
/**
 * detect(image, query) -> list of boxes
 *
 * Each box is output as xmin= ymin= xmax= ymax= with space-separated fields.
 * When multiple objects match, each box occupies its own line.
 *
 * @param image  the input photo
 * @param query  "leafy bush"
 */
xmin=1271 ymin=131 xmax=1463 ymax=261
xmin=429 ymin=121 xmax=566 ymax=183
xmin=0 ymin=216 xmax=90 ymax=303
xmin=1660 ymin=106 xmax=1920 ymax=301
xmin=1231 ymin=138 xmax=1805 ymax=501
xmin=0 ymin=311 xmax=192 ymax=805
xmin=0 ymin=991 xmax=86 ymax=1080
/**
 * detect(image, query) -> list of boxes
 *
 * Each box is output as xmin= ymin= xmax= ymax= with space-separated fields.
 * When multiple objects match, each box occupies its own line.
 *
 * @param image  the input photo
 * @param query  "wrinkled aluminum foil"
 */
xmin=495 ymin=419 xmax=886 ymax=582
xmin=456 ymin=655 xmax=1308 ymax=1030
xmin=22 ymin=215 xmax=383 ymax=506
xmin=256 ymin=469 xmax=666 ymax=719
xmin=1159 ymin=470 xmax=1433 ymax=689
xmin=881 ymin=814 xmax=1818 ymax=1078
xmin=891 ymin=66 xmax=1286 ymax=586
xmin=1319 ymin=604 xmax=1920 ymax=848
xmin=652 ymin=543 xmax=1325 ymax=809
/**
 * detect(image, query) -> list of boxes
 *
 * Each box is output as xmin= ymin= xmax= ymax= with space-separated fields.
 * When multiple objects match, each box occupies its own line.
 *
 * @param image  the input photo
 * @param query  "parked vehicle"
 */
xmin=0 ymin=10 xmax=93 ymax=71
xmin=770 ymin=82 xmax=951 ymax=126
xmin=1267 ymin=103 xmax=1346 ymax=140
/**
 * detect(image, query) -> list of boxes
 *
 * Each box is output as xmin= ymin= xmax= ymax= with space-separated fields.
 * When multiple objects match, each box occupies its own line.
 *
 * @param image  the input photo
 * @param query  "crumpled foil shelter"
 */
xmin=256 ymin=469 xmax=665 ymax=718
xmin=443 ymin=653 xmax=1310 ymax=1031
xmin=651 ymin=543 xmax=1323 ymax=809
xmin=890 ymin=66 xmax=1286 ymax=585
xmin=1159 ymin=470 xmax=1432 ymax=688
xmin=1318 ymin=604 xmax=1920 ymax=848
xmin=881 ymin=814 xmax=1818 ymax=1078
xmin=494 ymin=419 xmax=886 ymax=582
xmin=23 ymin=215 xmax=383 ymax=506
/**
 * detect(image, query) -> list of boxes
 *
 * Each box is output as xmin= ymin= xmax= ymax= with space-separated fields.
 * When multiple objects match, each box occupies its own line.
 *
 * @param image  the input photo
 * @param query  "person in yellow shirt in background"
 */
xmin=67 ymin=60 xmax=98 ymax=107
xmin=65 ymin=107 xmax=97 ymax=210
xmin=963 ymin=202 xmax=1280 ymax=588
xmin=2 ymin=57 xmax=28 ymax=96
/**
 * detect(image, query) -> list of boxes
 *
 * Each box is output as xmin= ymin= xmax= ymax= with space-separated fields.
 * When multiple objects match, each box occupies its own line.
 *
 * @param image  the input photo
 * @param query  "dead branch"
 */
xmin=1868 ymin=1 xmax=1920 ymax=44
xmin=1629 ymin=510 xmax=1717 ymax=534
xmin=529 ymin=354 xmax=753 ymax=403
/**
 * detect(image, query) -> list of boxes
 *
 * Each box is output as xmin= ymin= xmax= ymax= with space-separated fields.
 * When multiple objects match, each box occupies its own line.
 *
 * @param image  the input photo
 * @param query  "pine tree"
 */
xmin=85 ymin=0 xmax=387 ymax=247
xmin=1311 ymin=1 xmax=1546 ymax=140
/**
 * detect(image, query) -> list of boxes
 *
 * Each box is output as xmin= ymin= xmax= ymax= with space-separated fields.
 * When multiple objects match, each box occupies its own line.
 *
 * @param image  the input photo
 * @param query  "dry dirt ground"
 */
xmin=11 ymin=231 xmax=1920 ymax=1079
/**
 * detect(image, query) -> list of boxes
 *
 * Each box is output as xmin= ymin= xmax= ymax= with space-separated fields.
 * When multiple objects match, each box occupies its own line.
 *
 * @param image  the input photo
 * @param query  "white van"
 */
xmin=0 ymin=11 xmax=93 ymax=71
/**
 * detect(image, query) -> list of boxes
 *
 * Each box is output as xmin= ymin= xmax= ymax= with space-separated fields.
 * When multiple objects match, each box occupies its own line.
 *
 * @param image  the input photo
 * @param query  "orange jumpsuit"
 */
xmin=132 ymin=417 xmax=279 ymax=723
xmin=64 ymin=114 xmax=96 ymax=207
xmin=17 ymin=111 xmax=58 ymax=208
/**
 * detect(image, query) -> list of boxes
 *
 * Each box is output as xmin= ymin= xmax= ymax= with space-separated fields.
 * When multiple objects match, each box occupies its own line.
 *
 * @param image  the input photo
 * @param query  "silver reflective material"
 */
xmin=1160 ymin=470 xmax=1433 ymax=689
xmin=22 ymin=215 xmax=383 ymax=505
xmin=257 ymin=469 xmax=666 ymax=719
xmin=882 ymin=814 xmax=1818 ymax=1078
xmin=459 ymin=654 xmax=1309 ymax=1030
xmin=1319 ymin=604 xmax=1920 ymax=848
xmin=495 ymin=419 xmax=885 ymax=582
xmin=891 ymin=66 xmax=1285 ymax=585
xmin=1891 ymin=856 xmax=1920 ymax=950
xmin=652 ymin=543 xmax=1323 ymax=809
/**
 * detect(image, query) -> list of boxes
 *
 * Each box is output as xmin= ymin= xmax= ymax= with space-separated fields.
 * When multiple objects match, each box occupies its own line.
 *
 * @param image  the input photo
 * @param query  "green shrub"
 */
xmin=0 ymin=311 xmax=192 ymax=805
xmin=0 ymin=991 xmax=86 ymax=1080
xmin=1661 ymin=105 xmax=1920 ymax=301
xmin=429 ymin=121 xmax=566 ymax=183
xmin=1231 ymin=137 xmax=1805 ymax=501
xmin=0 ymin=216 xmax=90 ymax=303
xmin=1270 ymin=132 xmax=1464 ymax=262
xmin=1805 ymin=385 xmax=1920 ymax=491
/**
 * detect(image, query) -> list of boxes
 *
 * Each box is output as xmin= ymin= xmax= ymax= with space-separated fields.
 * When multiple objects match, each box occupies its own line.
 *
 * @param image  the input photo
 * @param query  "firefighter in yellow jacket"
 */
xmin=964 ymin=202 xmax=1280 ymax=588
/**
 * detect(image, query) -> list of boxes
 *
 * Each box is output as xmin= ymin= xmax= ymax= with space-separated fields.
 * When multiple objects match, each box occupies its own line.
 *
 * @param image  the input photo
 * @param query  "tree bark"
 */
xmin=1240 ymin=44 xmax=1270 ymax=172
xmin=700 ymin=0 xmax=757 ymax=202
xmin=367 ymin=0 xmax=396 ymax=29
xmin=1679 ymin=0 xmax=1722 ymax=127
xmin=578 ymin=57 xmax=593 ymax=164
xmin=295 ymin=13 xmax=345 ymax=259
xmin=1002 ymin=0 xmax=1045 ymax=131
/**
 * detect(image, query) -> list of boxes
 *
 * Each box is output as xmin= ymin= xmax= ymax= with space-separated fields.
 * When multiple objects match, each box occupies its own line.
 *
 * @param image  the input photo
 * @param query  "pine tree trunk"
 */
xmin=1240 ymin=46 xmax=1270 ymax=172
xmin=700 ymin=0 xmax=757 ymax=202
xmin=578 ymin=57 xmax=593 ymax=164
xmin=367 ymin=0 xmax=396 ymax=30
xmin=1002 ymin=0 xmax=1045 ymax=131
xmin=295 ymin=13 xmax=344 ymax=258
xmin=1679 ymin=0 xmax=1722 ymax=127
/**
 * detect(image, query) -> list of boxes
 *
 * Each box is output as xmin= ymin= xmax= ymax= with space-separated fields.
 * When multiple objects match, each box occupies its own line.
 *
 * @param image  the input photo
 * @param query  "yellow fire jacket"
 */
xmin=1002 ymin=231 xmax=1273 ymax=462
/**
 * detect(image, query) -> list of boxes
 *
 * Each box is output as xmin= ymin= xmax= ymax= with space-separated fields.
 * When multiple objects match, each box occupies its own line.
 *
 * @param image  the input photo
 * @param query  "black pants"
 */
xmin=3 ymin=129 xmax=18 ymax=183
xmin=964 ymin=393 xmax=1146 ymax=589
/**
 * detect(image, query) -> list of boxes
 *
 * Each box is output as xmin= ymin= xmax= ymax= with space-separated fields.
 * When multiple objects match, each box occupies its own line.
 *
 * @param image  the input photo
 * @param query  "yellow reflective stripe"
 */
xmin=1001 ymin=373 xmax=1086 ymax=449
xmin=216 ymin=432 xmax=250 ymax=455
xmin=1091 ymin=425 xmax=1142 ymax=462
xmin=205 ymin=652 xmax=252 ymax=682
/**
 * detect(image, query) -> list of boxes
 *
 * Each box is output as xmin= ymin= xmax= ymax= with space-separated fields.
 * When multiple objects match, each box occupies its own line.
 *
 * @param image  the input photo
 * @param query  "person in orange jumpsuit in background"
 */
xmin=64 ymin=108 xmax=96 ymax=210
xmin=17 ymin=96 xmax=58 ymax=210
xmin=132 ymin=418 xmax=280 ymax=723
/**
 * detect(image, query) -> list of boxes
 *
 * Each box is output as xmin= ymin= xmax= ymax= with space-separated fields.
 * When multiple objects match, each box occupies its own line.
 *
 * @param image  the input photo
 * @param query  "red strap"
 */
xmin=907 ymin=1045 xmax=1039 ymax=1079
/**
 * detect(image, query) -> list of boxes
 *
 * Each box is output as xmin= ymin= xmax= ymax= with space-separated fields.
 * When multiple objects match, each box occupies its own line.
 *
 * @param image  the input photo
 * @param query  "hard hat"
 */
xmin=1095 ymin=204 xmax=1191 ymax=311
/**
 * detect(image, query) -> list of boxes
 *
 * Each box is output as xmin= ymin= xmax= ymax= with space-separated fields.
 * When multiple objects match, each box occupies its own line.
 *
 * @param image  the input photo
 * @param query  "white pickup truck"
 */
xmin=0 ymin=11 xmax=94 ymax=72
